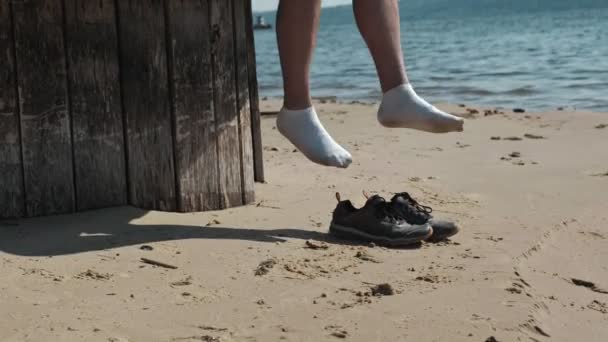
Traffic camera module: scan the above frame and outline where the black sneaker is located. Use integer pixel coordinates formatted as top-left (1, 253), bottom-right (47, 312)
top-left (329, 193), bottom-right (432, 246)
top-left (389, 192), bottom-right (459, 242)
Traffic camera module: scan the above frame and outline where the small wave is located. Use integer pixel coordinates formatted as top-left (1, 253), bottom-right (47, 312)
top-left (570, 69), bottom-right (608, 75)
top-left (502, 86), bottom-right (540, 96)
top-left (553, 75), bottom-right (589, 81)
top-left (450, 87), bottom-right (496, 96)
top-left (587, 102), bottom-right (608, 111)
top-left (474, 71), bottom-right (529, 77)
top-left (429, 76), bottom-right (455, 81)
top-left (445, 68), bottom-right (469, 75)
top-left (564, 82), bottom-right (608, 90)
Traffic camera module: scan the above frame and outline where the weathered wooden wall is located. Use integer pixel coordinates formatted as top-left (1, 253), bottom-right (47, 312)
top-left (12, 0), bottom-right (75, 217)
top-left (211, 0), bottom-right (244, 209)
top-left (64, 0), bottom-right (127, 211)
top-left (232, 0), bottom-right (256, 204)
top-left (0, 1), bottom-right (24, 218)
top-left (244, 0), bottom-right (264, 183)
top-left (0, 0), bottom-right (262, 219)
top-left (165, 0), bottom-right (220, 212)
top-left (117, 0), bottom-right (177, 211)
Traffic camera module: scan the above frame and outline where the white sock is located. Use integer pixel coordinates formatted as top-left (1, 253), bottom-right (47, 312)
top-left (277, 107), bottom-right (352, 168)
top-left (378, 83), bottom-right (464, 133)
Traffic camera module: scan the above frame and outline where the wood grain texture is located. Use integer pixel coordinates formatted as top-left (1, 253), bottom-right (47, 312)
top-left (232, 0), bottom-right (255, 204)
top-left (64, 0), bottom-right (127, 211)
top-left (12, 0), bottom-right (75, 216)
top-left (166, 0), bottom-right (220, 212)
top-left (0, 2), bottom-right (24, 218)
top-left (244, 0), bottom-right (264, 183)
top-left (116, 0), bottom-right (176, 211)
top-left (210, 0), bottom-right (243, 208)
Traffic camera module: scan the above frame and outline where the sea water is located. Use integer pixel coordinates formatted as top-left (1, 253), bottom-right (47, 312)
top-left (254, 0), bottom-right (608, 111)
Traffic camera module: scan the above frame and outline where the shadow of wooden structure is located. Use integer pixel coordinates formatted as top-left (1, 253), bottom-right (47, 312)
top-left (0, 0), bottom-right (264, 219)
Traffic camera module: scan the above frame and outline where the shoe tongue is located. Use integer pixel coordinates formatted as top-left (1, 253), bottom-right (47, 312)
top-left (391, 193), bottom-right (408, 204)
top-left (366, 195), bottom-right (386, 206)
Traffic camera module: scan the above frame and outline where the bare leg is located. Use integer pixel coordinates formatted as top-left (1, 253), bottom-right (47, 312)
top-left (274, 0), bottom-right (352, 168)
top-left (354, 0), bottom-right (464, 133)
top-left (276, 0), bottom-right (320, 110)
top-left (353, 0), bottom-right (407, 93)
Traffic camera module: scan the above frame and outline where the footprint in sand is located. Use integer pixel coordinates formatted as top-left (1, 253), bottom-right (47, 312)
top-left (587, 300), bottom-right (608, 314)
top-left (520, 320), bottom-right (551, 338)
top-left (75, 269), bottom-right (112, 281)
top-left (20, 267), bottom-right (64, 282)
top-left (505, 278), bottom-right (530, 295)
top-left (325, 325), bottom-right (348, 339)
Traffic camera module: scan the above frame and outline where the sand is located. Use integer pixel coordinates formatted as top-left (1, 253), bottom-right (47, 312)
top-left (1, 100), bottom-right (607, 342)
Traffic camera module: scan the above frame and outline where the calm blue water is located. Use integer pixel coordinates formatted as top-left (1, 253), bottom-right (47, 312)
top-left (253, 0), bottom-right (608, 111)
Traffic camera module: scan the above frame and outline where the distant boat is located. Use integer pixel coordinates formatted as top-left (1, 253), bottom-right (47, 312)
top-left (253, 15), bottom-right (272, 30)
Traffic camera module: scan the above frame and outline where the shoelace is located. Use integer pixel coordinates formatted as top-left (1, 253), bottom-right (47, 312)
top-left (395, 192), bottom-right (433, 216)
top-left (374, 199), bottom-right (402, 222)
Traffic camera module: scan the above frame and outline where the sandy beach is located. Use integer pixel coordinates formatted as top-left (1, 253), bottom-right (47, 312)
top-left (1, 99), bottom-right (607, 342)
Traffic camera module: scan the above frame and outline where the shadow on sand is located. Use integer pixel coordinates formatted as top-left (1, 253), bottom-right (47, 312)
top-left (0, 206), bottom-right (422, 257)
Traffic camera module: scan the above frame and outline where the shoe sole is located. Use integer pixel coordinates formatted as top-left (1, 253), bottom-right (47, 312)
top-left (329, 222), bottom-right (433, 247)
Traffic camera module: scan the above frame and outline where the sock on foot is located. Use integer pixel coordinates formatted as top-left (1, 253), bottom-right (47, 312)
top-left (276, 107), bottom-right (352, 168)
top-left (377, 83), bottom-right (464, 133)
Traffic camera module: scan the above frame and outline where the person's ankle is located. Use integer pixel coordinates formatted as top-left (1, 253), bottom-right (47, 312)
top-left (379, 76), bottom-right (409, 93)
top-left (382, 82), bottom-right (411, 94)
top-left (283, 96), bottom-right (313, 111)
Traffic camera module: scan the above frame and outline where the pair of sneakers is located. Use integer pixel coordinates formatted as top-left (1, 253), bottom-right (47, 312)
top-left (329, 191), bottom-right (459, 246)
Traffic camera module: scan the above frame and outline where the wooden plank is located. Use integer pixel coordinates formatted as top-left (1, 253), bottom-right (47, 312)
top-left (210, 0), bottom-right (243, 208)
top-left (232, 0), bottom-right (255, 204)
top-left (0, 2), bottom-right (24, 218)
top-left (12, 0), bottom-right (75, 216)
top-left (165, 0), bottom-right (220, 212)
top-left (116, 0), bottom-right (176, 211)
top-left (64, 0), bottom-right (127, 211)
top-left (244, 0), bottom-right (264, 183)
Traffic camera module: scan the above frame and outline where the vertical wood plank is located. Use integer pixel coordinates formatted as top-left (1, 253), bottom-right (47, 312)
top-left (166, 0), bottom-right (220, 212)
top-left (116, 0), bottom-right (176, 211)
top-left (244, 0), bottom-right (264, 183)
top-left (64, 0), bottom-right (127, 211)
top-left (0, 2), bottom-right (24, 218)
top-left (12, 0), bottom-right (75, 216)
top-left (210, 0), bottom-right (243, 208)
top-left (232, 0), bottom-right (255, 204)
